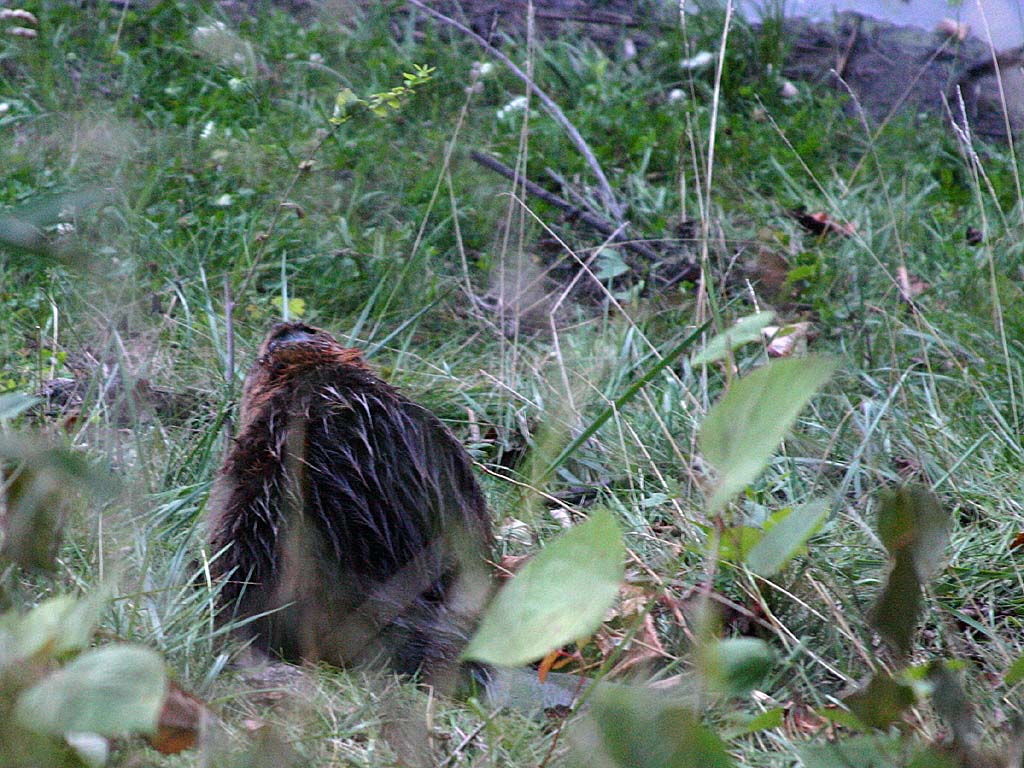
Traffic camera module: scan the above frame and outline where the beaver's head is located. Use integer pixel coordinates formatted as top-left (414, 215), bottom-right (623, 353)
top-left (238, 322), bottom-right (367, 429)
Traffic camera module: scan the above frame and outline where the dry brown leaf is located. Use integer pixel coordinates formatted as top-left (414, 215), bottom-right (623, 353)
top-left (1010, 532), bottom-right (1024, 551)
top-left (495, 553), bottom-right (531, 580)
top-left (791, 209), bottom-right (857, 237)
top-left (752, 247), bottom-right (791, 297)
top-left (897, 265), bottom-right (930, 303)
top-left (606, 613), bottom-right (669, 677)
top-left (762, 322), bottom-right (811, 358)
top-left (785, 701), bottom-right (829, 739)
top-left (147, 681), bottom-right (209, 755)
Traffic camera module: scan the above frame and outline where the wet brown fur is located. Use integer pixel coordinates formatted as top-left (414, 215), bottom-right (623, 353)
top-left (208, 323), bottom-right (493, 685)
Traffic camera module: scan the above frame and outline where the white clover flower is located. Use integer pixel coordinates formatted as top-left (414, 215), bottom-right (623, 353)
top-left (496, 95), bottom-right (529, 121)
top-left (228, 77), bottom-right (244, 91)
top-left (0, 103), bottom-right (9, 116)
top-left (309, 52), bottom-right (324, 64)
top-left (667, 88), bottom-right (685, 104)
top-left (213, 194), bottom-right (233, 207)
top-left (200, 121), bottom-right (215, 140)
top-left (680, 51), bottom-right (714, 70)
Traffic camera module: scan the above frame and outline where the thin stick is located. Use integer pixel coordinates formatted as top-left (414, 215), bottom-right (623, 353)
top-left (222, 272), bottom-right (236, 448)
top-left (406, 0), bottom-right (624, 222)
top-left (471, 150), bottom-right (688, 272)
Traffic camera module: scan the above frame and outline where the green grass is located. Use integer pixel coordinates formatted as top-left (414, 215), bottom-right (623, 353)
top-left (2, 0), bottom-right (1024, 765)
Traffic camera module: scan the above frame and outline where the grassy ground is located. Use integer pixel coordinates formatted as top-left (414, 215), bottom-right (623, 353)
top-left (2, 0), bottom-right (1024, 765)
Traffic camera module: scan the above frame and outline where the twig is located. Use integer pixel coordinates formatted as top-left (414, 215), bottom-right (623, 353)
top-left (406, 0), bottom-right (624, 222)
top-left (470, 150), bottom-right (664, 264)
top-left (537, 670), bottom-right (589, 768)
top-left (235, 133), bottom-right (330, 301)
top-left (222, 273), bottom-right (236, 450)
top-left (835, 14), bottom-right (860, 80)
top-left (544, 166), bottom-right (598, 214)
top-left (506, 1), bottom-right (638, 27)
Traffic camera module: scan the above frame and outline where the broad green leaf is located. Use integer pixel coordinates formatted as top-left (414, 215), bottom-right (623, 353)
top-left (1005, 654), bottom-right (1024, 686)
top-left (929, 662), bottom-right (980, 747)
top-left (871, 486), bottom-right (949, 659)
top-left (720, 707), bottom-right (784, 739)
top-left (0, 393), bottom-right (38, 422)
top-left (595, 250), bottom-right (630, 281)
top-left (15, 645), bottom-right (167, 736)
top-left (5, 592), bottom-right (103, 660)
top-left (746, 499), bottom-right (829, 576)
top-left (799, 734), bottom-right (904, 768)
top-left (699, 357), bottom-right (836, 512)
top-left (844, 673), bottom-right (916, 730)
top-left (0, 435), bottom-right (113, 570)
top-left (65, 732), bottom-right (109, 767)
top-left (463, 510), bottom-right (624, 666)
top-left (870, 550), bottom-right (922, 658)
top-left (877, 485), bottom-right (949, 580)
top-left (570, 684), bottom-right (736, 768)
top-left (0, 189), bottom-right (106, 268)
top-left (692, 311), bottom-right (775, 365)
top-left (699, 637), bottom-right (774, 697)
top-left (715, 524), bottom-right (764, 562)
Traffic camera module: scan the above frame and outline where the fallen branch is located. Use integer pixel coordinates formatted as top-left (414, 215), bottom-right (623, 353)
top-left (406, 0), bottom-right (624, 222)
top-left (470, 150), bottom-right (662, 263)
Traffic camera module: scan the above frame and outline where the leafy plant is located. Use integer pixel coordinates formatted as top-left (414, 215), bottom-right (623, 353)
top-left (0, 595), bottom-right (168, 767)
top-left (330, 64), bottom-right (436, 124)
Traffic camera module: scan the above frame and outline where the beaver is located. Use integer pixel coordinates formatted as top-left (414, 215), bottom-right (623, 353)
top-left (208, 322), bottom-right (493, 688)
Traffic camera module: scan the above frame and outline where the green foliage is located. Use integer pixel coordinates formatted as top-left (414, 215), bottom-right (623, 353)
top-left (570, 684), bottom-right (736, 768)
top-left (1, 0), bottom-right (1023, 764)
top-left (15, 645), bottom-right (166, 736)
top-left (464, 509), bottom-right (625, 667)
top-left (330, 63), bottom-right (435, 123)
top-left (844, 673), bottom-right (916, 730)
top-left (698, 637), bottom-right (774, 698)
top-left (744, 499), bottom-right (829, 576)
top-left (691, 311), bottom-right (775, 366)
top-left (0, 596), bottom-right (167, 767)
top-left (699, 356), bottom-right (837, 511)
top-left (870, 487), bottom-right (950, 659)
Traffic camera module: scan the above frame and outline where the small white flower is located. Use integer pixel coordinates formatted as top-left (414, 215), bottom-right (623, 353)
top-left (200, 121), bottom-right (215, 139)
top-left (497, 95), bottom-right (529, 120)
top-left (667, 88), bottom-right (685, 104)
top-left (680, 51), bottom-right (714, 70)
top-left (0, 103), bottom-right (9, 115)
top-left (0, 9), bottom-right (38, 25)
top-left (471, 61), bottom-right (493, 78)
top-left (213, 194), bottom-right (233, 207)
top-left (309, 52), bottom-right (324, 64)
top-left (193, 21), bottom-right (227, 40)
top-left (780, 80), bottom-right (799, 99)
top-left (228, 77), bottom-right (244, 91)
top-left (55, 222), bottom-right (75, 236)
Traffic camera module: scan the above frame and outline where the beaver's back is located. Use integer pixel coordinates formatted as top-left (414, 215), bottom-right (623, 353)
top-left (208, 323), bottom-right (493, 682)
